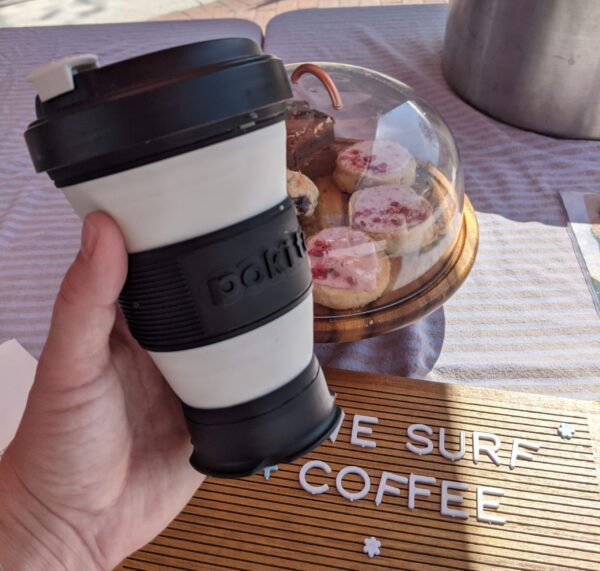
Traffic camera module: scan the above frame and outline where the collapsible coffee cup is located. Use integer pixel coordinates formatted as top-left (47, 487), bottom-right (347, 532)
top-left (24, 38), bottom-right (341, 477)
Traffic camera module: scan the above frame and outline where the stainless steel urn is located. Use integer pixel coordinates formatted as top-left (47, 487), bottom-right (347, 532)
top-left (443, 0), bottom-right (600, 140)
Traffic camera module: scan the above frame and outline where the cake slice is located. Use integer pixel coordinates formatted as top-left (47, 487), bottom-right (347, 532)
top-left (286, 100), bottom-right (336, 181)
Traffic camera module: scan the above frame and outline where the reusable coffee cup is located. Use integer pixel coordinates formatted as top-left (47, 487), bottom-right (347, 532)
top-left (24, 38), bottom-right (341, 478)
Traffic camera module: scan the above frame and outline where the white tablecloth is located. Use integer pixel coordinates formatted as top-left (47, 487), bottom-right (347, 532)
top-left (266, 6), bottom-right (600, 399)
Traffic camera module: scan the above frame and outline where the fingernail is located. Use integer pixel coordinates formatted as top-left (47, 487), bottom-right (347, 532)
top-left (81, 217), bottom-right (98, 259)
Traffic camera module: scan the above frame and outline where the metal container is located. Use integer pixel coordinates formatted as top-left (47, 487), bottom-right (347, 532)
top-left (443, 0), bottom-right (600, 139)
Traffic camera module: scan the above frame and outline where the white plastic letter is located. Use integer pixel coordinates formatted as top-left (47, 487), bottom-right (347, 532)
top-left (336, 466), bottom-right (371, 502)
top-left (406, 424), bottom-right (433, 456)
top-left (441, 480), bottom-right (469, 520)
top-left (473, 432), bottom-right (501, 466)
top-left (351, 415), bottom-right (379, 448)
top-left (510, 439), bottom-right (539, 470)
top-left (329, 410), bottom-right (345, 444)
top-left (408, 474), bottom-right (436, 510)
top-left (375, 471), bottom-right (408, 507)
top-left (477, 486), bottom-right (506, 525)
top-left (439, 427), bottom-right (466, 462)
top-left (299, 460), bottom-right (331, 495)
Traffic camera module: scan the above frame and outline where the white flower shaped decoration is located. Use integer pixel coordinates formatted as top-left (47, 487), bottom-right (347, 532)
top-left (363, 536), bottom-right (381, 558)
top-left (557, 423), bottom-right (575, 440)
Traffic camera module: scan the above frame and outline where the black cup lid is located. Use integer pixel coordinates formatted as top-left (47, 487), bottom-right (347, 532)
top-left (24, 38), bottom-right (293, 187)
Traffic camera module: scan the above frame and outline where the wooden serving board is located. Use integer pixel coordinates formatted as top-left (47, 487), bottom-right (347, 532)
top-left (117, 370), bottom-right (600, 571)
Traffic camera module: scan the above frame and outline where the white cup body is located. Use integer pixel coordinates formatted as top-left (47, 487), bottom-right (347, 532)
top-left (62, 122), bottom-right (314, 408)
top-left (64, 122), bottom-right (287, 252)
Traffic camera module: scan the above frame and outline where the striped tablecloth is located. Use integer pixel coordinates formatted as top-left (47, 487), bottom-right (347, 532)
top-left (1, 8), bottom-right (599, 401)
top-left (0, 20), bottom-right (262, 356)
top-left (266, 5), bottom-right (600, 399)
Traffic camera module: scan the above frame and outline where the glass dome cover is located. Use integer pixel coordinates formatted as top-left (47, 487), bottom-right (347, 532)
top-left (285, 62), bottom-right (467, 335)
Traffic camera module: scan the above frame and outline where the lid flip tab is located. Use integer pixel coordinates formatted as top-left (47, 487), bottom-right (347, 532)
top-left (27, 54), bottom-right (99, 102)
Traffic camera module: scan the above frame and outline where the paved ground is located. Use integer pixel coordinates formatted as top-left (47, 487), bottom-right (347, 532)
top-left (156, 0), bottom-right (446, 31)
top-left (0, 0), bottom-right (446, 29)
top-left (0, 0), bottom-right (210, 27)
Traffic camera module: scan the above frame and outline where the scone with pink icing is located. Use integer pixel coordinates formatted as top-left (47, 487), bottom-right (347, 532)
top-left (349, 185), bottom-right (434, 255)
top-left (286, 169), bottom-right (319, 217)
top-left (333, 140), bottom-right (417, 194)
top-left (307, 227), bottom-right (390, 310)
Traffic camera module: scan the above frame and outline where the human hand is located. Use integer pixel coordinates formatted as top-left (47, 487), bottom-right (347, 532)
top-left (0, 212), bottom-right (204, 570)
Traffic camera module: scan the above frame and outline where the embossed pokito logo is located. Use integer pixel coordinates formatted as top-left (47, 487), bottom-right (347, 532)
top-left (120, 200), bottom-right (313, 352)
top-left (209, 230), bottom-right (307, 305)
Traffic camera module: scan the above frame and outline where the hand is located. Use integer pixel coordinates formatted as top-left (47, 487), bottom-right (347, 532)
top-left (0, 213), bottom-right (204, 570)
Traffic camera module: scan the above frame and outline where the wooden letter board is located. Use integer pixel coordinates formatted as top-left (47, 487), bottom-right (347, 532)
top-left (118, 369), bottom-right (600, 570)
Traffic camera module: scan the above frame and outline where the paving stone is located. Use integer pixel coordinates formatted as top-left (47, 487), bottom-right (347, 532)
top-left (157, 0), bottom-right (447, 30)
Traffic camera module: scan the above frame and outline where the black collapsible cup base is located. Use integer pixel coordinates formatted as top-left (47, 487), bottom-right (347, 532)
top-left (182, 356), bottom-right (341, 478)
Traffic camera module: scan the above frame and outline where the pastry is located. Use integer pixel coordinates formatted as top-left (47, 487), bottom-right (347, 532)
top-left (314, 176), bottom-right (348, 228)
top-left (349, 186), bottom-right (435, 255)
top-left (333, 140), bottom-right (417, 194)
top-left (307, 227), bottom-right (390, 310)
top-left (414, 164), bottom-right (459, 239)
top-left (286, 169), bottom-right (319, 217)
top-left (286, 100), bottom-right (336, 181)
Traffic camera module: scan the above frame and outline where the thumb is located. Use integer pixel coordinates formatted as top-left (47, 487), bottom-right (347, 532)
top-left (38, 212), bottom-right (128, 389)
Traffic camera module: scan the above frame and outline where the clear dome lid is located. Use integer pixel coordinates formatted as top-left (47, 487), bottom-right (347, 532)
top-left (285, 62), bottom-right (467, 339)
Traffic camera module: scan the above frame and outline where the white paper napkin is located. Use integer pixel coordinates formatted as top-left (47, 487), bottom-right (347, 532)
top-left (0, 339), bottom-right (37, 454)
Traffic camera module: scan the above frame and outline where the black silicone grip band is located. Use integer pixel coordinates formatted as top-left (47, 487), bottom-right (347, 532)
top-left (119, 198), bottom-right (311, 352)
